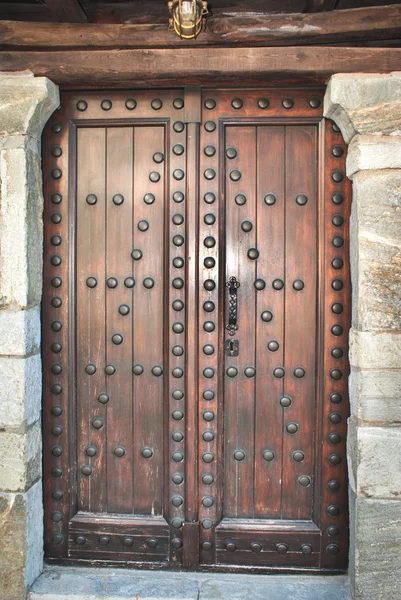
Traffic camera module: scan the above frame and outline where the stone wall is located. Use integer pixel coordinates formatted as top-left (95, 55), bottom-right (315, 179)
top-left (325, 73), bottom-right (401, 600)
top-left (0, 72), bottom-right (59, 600)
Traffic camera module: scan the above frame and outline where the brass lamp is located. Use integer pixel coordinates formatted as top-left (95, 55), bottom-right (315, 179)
top-left (168, 0), bottom-right (209, 39)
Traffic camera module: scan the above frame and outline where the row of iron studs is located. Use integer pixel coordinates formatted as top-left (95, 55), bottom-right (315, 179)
top-left (169, 100), bottom-right (187, 555)
top-left (199, 99), bottom-right (220, 558)
top-left (48, 105), bottom-right (67, 548)
top-left (322, 120), bottom-right (349, 561)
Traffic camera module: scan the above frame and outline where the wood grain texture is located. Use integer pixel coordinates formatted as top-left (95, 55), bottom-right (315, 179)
top-left (319, 118), bottom-right (350, 569)
top-left (2, 5), bottom-right (401, 46)
top-left (198, 91), bottom-right (220, 563)
top-left (42, 101), bottom-right (71, 558)
top-left (281, 125), bottom-right (316, 521)
top-left (224, 125), bottom-right (257, 519)
top-left (43, 91), bottom-right (186, 564)
top-left (132, 126), bottom-right (165, 516)
top-left (76, 127), bottom-right (107, 513)
top-left (254, 126), bottom-right (285, 519)
top-left (105, 127), bottom-right (134, 513)
top-left (194, 89), bottom-right (349, 570)
top-left (167, 96), bottom-right (187, 560)
top-left (42, 88), bottom-right (350, 571)
top-left (45, 0), bottom-right (88, 23)
top-left (1, 46), bottom-right (401, 87)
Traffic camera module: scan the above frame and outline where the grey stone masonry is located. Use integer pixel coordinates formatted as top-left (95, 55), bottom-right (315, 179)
top-left (325, 73), bottom-right (401, 600)
top-left (0, 72), bottom-right (59, 600)
top-left (29, 567), bottom-right (352, 600)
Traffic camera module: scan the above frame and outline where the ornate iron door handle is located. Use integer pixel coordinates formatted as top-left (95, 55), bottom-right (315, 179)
top-left (226, 276), bottom-right (240, 336)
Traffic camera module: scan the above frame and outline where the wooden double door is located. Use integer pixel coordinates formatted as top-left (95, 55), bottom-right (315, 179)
top-left (43, 88), bottom-right (350, 571)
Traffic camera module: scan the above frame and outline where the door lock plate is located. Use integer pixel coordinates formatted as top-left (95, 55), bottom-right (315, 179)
top-left (225, 339), bottom-right (239, 357)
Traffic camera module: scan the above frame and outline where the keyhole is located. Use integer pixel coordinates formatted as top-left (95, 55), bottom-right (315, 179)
top-left (229, 341), bottom-right (234, 354)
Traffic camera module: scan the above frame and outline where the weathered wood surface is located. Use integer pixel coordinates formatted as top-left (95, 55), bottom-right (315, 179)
top-left (0, 46), bottom-right (400, 87)
top-left (0, 1), bottom-right (305, 24)
top-left (45, 0), bottom-right (88, 24)
top-left (304, 0), bottom-right (338, 12)
top-left (42, 87), bottom-right (350, 571)
top-left (209, 5), bottom-right (401, 45)
top-left (1, 5), bottom-right (401, 48)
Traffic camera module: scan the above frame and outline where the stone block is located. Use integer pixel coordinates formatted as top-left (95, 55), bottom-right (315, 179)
top-left (350, 492), bottom-right (401, 600)
top-left (353, 169), bottom-right (401, 248)
top-left (348, 422), bottom-right (401, 499)
top-left (0, 72), bottom-right (59, 140)
top-left (0, 146), bottom-right (44, 308)
top-left (27, 567), bottom-right (351, 600)
top-left (349, 369), bottom-right (401, 424)
top-left (350, 170), bottom-right (401, 331)
top-left (324, 72), bottom-right (401, 142)
top-left (25, 480), bottom-right (44, 588)
top-left (0, 354), bottom-right (42, 429)
top-left (349, 329), bottom-right (401, 370)
top-left (0, 307), bottom-right (40, 356)
top-left (0, 480), bottom-right (43, 600)
top-left (0, 421), bottom-right (41, 492)
top-left (347, 135), bottom-right (401, 177)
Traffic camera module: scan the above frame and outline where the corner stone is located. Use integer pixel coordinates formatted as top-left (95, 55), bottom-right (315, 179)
top-left (324, 72), bottom-right (401, 142)
top-left (0, 72), bottom-right (59, 140)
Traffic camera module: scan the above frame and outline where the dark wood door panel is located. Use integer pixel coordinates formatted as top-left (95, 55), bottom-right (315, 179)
top-left (42, 87), bottom-right (350, 572)
top-left (281, 125), bottom-right (316, 521)
top-left (76, 126), bottom-right (108, 514)
top-left (43, 90), bottom-right (187, 563)
top-left (224, 124), bottom-right (258, 520)
top-left (197, 89), bottom-right (350, 571)
top-left (222, 123), bottom-right (317, 524)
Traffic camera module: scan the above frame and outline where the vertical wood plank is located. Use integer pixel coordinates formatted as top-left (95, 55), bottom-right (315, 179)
top-left (254, 126), bottom-right (285, 519)
top-left (185, 121), bottom-right (199, 525)
top-left (43, 107), bottom-right (71, 557)
top-left (132, 126), bottom-right (165, 515)
top-left (168, 98), bottom-right (188, 557)
top-left (198, 91), bottom-right (220, 560)
top-left (76, 127), bottom-right (107, 513)
top-left (282, 125), bottom-right (317, 520)
top-left (224, 125), bottom-right (257, 518)
top-left (320, 119), bottom-right (351, 569)
top-left (105, 126), bottom-right (134, 514)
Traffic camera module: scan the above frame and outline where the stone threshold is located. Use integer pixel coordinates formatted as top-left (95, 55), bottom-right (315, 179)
top-left (29, 566), bottom-right (351, 600)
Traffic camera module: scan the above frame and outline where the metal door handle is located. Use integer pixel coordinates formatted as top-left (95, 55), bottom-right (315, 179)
top-left (226, 276), bottom-right (240, 336)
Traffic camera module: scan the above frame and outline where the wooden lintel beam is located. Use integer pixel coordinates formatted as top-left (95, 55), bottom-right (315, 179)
top-left (0, 46), bottom-right (399, 87)
top-left (1, 4), bottom-right (401, 48)
top-left (45, 0), bottom-right (88, 24)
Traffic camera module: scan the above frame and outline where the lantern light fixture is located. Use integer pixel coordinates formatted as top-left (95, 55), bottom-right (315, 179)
top-left (168, 0), bottom-right (209, 39)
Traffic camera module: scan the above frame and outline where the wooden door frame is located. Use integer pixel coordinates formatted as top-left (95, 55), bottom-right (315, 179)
top-left (41, 85), bottom-right (350, 572)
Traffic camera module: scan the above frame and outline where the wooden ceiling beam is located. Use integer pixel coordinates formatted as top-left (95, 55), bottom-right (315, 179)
top-left (304, 0), bottom-right (338, 13)
top-left (0, 46), bottom-right (400, 87)
top-left (82, 1), bottom-right (305, 24)
top-left (209, 4), bottom-right (401, 45)
top-left (45, 0), bottom-right (88, 23)
top-left (1, 5), bottom-right (401, 48)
